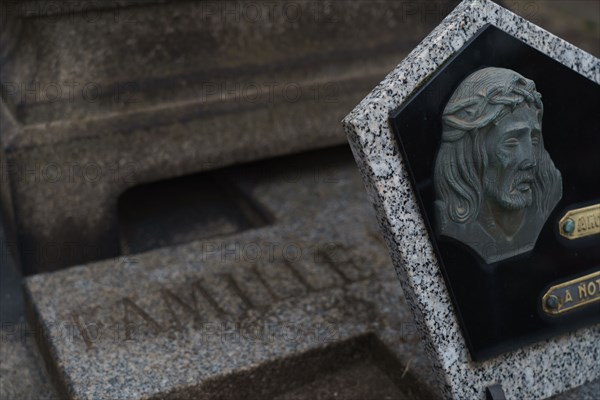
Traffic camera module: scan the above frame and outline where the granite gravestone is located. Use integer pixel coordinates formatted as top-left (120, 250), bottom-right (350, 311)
top-left (343, 0), bottom-right (599, 399)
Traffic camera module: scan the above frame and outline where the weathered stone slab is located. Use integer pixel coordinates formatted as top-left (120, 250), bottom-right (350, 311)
top-left (22, 148), bottom-right (432, 399)
top-left (8, 147), bottom-right (600, 399)
top-left (343, 0), bottom-right (600, 399)
top-left (0, 335), bottom-right (59, 400)
top-left (0, 0), bottom-right (460, 274)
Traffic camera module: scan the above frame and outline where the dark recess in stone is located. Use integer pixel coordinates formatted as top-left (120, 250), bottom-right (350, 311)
top-left (118, 170), bottom-right (273, 255)
top-left (153, 334), bottom-right (435, 400)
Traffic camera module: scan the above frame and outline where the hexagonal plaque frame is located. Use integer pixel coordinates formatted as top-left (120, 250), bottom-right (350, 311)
top-left (343, 1), bottom-right (599, 399)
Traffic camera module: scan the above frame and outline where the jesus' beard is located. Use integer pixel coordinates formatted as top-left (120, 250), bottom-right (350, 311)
top-left (484, 170), bottom-right (535, 210)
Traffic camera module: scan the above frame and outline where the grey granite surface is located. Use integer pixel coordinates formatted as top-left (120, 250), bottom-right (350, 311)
top-left (4, 147), bottom-right (598, 399)
top-left (0, 334), bottom-right (59, 400)
top-left (22, 148), bottom-right (435, 400)
top-left (343, 0), bottom-right (599, 399)
top-left (0, 0), bottom-right (458, 274)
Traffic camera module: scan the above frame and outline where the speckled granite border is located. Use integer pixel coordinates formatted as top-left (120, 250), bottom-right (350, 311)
top-left (342, 1), bottom-right (600, 399)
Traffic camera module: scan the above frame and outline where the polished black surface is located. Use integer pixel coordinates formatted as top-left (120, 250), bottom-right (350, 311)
top-left (390, 25), bottom-right (600, 361)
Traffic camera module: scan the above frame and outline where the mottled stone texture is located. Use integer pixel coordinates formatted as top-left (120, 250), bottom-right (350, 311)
top-left (23, 148), bottom-right (434, 400)
top-left (8, 147), bottom-right (600, 400)
top-left (343, 0), bottom-right (599, 399)
top-left (0, 336), bottom-right (60, 400)
top-left (0, 0), bottom-right (458, 274)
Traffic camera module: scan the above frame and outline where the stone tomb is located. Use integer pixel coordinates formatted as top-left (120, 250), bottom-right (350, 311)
top-left (0, 0), bottom-right (456, 274)
top-left (343, 0), bottom-right (599, 399)
top-left (13, 148), bottom-right (600, 400)
top-left (23, 149), bottom-right (434, 400)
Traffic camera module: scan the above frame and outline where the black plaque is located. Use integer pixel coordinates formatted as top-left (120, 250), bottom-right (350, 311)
top-left (390, 25), bottom-right (600, 361)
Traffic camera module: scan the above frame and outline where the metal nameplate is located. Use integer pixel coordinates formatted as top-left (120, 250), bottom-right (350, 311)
top-left (559, 204), bottom-right (600, 240)
top-left (542, 270), bottom-right (600, 315)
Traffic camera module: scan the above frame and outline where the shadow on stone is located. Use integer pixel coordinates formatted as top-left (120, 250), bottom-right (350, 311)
top-left (118, 170), bottom-right (273, 255)
top-left (158, 334), bottom-right (435, 400)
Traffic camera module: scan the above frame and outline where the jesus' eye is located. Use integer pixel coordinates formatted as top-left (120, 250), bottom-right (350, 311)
top-left (503, 137), bottom-right (520, 146)
top-left (531, 132), bottom-right (540, 145)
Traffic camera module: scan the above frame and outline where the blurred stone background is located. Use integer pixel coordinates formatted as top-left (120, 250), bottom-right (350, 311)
top-left (1, 0), bottom-right (598, 399)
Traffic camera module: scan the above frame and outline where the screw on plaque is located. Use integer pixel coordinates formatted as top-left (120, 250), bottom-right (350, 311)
top-left (562, 219), bottom-right (575, 235)
top-left (545, 295), bottom-right (559, 310)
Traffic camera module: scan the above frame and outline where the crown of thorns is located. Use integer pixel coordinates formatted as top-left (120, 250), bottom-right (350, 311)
top-left (442, 70), bottom-right (542, 142)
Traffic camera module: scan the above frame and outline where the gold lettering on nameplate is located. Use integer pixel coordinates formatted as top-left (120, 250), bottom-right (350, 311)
top-left (542, 270), bottom-right (600, 316)
top-left (559, 204), bottom-right (600, 240)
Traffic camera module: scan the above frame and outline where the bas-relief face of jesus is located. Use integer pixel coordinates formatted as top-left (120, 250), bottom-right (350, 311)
top-left (434, 67), bottom-right (562, 264)
top-left (483, 104), bottom-right (540, 211)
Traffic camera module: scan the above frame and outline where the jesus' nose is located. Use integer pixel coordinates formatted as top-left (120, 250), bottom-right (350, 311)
top-left (519, 138), bottom-right (536, 170)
